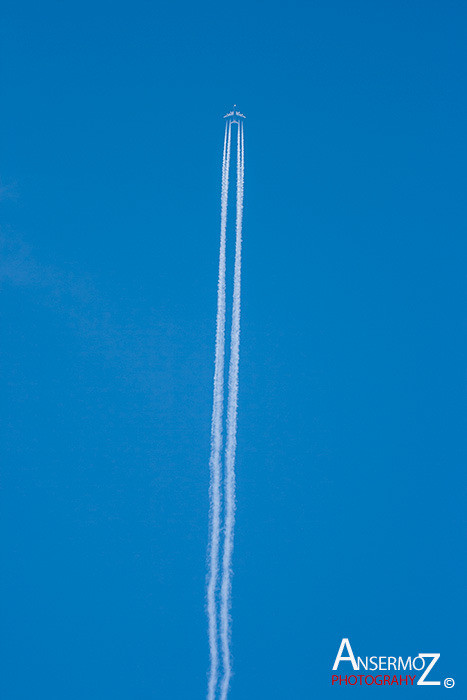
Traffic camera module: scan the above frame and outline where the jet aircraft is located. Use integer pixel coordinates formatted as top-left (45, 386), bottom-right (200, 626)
top-left (223, 105), bottom-right (245, 124)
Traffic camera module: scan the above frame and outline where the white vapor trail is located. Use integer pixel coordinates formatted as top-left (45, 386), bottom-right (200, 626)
top-left (207, 120), bottom-right (231, 700)
top-left (219, 120), bottom-right (244, 700)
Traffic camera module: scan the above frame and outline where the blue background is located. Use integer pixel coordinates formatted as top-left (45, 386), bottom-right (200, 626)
top-left (1, 1), bottom-right (466, 697)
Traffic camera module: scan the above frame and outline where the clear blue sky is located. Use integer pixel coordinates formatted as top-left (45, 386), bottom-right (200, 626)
top-left (1, 1), bottom-right (466, 697)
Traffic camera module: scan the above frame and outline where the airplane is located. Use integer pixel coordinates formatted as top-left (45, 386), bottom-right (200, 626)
top-left (223, 105), bottom-right (246, 123)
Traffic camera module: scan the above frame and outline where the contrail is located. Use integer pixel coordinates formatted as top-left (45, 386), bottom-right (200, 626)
top-left (207, 120), bottom-right (232, 700)
top-left (219, 120), bottom-right (244, 700)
